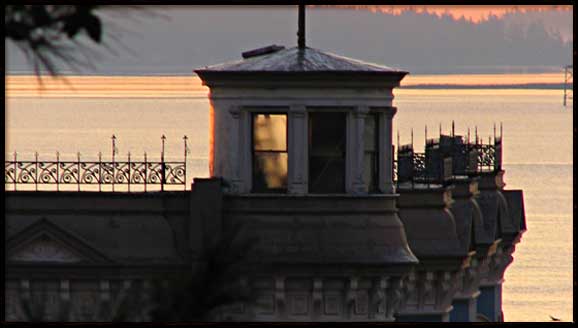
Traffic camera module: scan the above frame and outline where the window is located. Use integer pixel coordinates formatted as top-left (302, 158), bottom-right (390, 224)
top-left (252, 113), bottom-right (288, 192)
top-left (309, 112), bottom-right (346, 193)
top-left (363, 113), bottom-right (379, 192)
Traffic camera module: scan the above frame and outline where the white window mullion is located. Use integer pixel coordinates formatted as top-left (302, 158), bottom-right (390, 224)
top-left (229, 105), bottom-right (242, 193)
top-left (288, 105), bottom-right (308, 194)
top-left (350, 106), bottom-right (369, 194)
top-left (239, 109), bottom-right (252, 193)
top-left (379, 108), bottom-right (397, 193)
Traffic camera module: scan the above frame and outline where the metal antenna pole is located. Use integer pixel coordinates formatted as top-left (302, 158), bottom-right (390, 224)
top-left (452, 120), bottom-right (455, 137)
top-left (144, 151), bottom-right (148, 192)
top-left (127, 151), bottom-right (131, 193)
top-left (493, 123), bottom-right (496, 142)
top-left (183, 135), bottom-right (189, 164)
top-left (425, 125), bottom-right (428, 144)
top-left (298, 5), bottom-right (306, 49)
top-left (161, 135), bottom-right (166, 162)
top-left (77, 152), bottom-right (81, 192)
top-left (161, 135), bottom-right (166, 191)
top-left (112, 135), bottom-right (116, 192)
top-left (98, 152), bottom-right (102, 192)
top-left (112, 135), bottom-right (116, 162)
top-left (411, 128), bottom-right (414, 148)
top-left (35, 152), bottom-right (39, 192)
top-left (563, 65), bottom-right (573, 107)
top-left (184, 135), bottom-right (189, 191)
top-left (13, 152), bottom-right (17, 191)
top-left (564, 66), bottom-right (568, 107)
top-left (56, 151), bottom-right (60, 192)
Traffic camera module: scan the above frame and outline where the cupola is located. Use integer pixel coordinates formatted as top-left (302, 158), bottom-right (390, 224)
top-left (195, 33), bottom-right (407, 195)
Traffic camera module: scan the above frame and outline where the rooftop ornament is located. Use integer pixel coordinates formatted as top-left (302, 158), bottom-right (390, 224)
top-left (239, 5), bottom-right (304, 60)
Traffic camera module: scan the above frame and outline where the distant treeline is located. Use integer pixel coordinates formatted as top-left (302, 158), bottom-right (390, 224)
top-left (401, 83), bottom-right (572, 90)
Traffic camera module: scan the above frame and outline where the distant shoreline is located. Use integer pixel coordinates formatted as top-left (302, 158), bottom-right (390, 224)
top-left (401, 83), bottom-right (571, 90)
top-left (5, 74), bottom-right (571, 94)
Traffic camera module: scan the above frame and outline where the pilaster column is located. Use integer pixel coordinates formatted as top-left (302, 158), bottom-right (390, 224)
top-left (59, 279), bottom-right (70, 321)
top-left (311, 278), bottom-right (323, 319)
top-left (20, 279), bottom-right (31, 303)
top-left (396, 270), bottom-right (459, 322)
top-left (100, 280), bottom-right (111, 304)
top-left (274, 276), bottom-right (287, 319)
top-left (19, 279), bottom-right (36, 320)
top-left (379, 107), bottom-right (397, 193)
top-left (349, 106), bottom-right (370, 194)
top-left (230, 107), bottom-right (251, 193)
top-left (369, 276), bottom-right (389, 320)
top-left (450, 257), bottom-right (482, 322)
top-left (477, 245), bottom-right (515, 322)
top-left (345, 277), bottom-right (359, 319)
top-left (5, 280), bottom-right (21, 321)
top-left (228, 106), bottom-right (242, 193)
top-left (288, 105), bottom-right (308, 194)
top-left (385, 276), bottom-right (406, 321)
top-left (60, 280), bottom-right (70, 303)
top-left (139, 280), bottom-right (152, 321)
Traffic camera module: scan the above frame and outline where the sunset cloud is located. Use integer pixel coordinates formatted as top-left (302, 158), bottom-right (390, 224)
top-left (317, 5), bottom-right (572, 23)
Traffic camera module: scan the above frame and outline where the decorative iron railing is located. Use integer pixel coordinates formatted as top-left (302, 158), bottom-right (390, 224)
top-left (394, 145), bottom-right (451, 188)
top-left (471, 136), bottom-right (502, 173)
top-left (5, 135), bottom-right (190, 192)
top-left (395, 123), bottom-right (504, 188)
top-left (412, 152), bottom-right (428, 182)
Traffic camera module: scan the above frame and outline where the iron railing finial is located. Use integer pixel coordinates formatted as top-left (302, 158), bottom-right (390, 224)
top-left (425, 125), bottom-right (428, 143)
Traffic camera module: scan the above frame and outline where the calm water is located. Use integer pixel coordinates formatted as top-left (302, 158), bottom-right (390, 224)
top-left (5, 77), bottom-right (573, 322)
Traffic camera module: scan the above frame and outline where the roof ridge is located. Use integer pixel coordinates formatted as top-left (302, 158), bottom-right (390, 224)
top-left (195, 46), bottom-right (406, 74)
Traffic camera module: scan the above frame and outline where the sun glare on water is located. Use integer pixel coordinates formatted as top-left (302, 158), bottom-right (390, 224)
top-left (5, 73), bottom-right (566, 98)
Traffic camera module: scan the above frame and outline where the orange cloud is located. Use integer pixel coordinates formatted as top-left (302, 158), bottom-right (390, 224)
top-left (316, 5), bottom-right (572, 23)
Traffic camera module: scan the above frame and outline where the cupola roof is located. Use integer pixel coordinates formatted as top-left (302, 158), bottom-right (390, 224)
top-left (195, 46), bottom-right (407, 75)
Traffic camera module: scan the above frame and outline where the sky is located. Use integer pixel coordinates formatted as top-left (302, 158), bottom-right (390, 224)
top-left (5, 5), bottom-right (573, 75)
top-left (324, 5), bottom-right (573, 41)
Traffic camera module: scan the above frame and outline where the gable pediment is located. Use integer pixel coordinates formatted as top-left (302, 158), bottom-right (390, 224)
top-left (10, 233), bottom-right (86, 263)
top-left (7, 218), bottom-right (114, 265)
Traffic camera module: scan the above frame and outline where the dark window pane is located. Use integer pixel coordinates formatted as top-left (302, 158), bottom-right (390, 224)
top-left (309, 112), bottom-right (346, 193)
top-left (309, 157), bottom-right (345, 193)
top-left (253, 114), bottom-right (287, 151)
top-left (253, 152), bottom-right (288, 192)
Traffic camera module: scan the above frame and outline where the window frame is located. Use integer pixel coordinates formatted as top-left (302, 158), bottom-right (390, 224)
top-left (307, 109), bottom-right (348, 194)
top-left (250, 112), bottom-right (289, 193)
